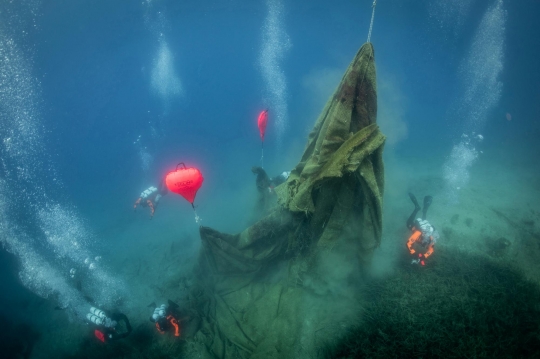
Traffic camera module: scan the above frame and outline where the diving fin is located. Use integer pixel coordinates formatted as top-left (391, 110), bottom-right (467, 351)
top-left (83, 295), bottom-right (95, 304)
top-left (147, 302), bottom-right (156, 308)
top-left (422, 195), bottom-right (433, 220)
top-left (168, 299), bottom-right (179, 309)
top-left (408, 192), bottom-right (420, 210)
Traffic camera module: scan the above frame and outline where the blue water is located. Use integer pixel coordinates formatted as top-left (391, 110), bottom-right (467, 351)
top-left (1, 0), bottom-right (539, 357)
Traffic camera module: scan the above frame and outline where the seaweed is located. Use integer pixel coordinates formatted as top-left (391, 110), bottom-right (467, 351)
top-left (330, 249), bottom-right (540, 358)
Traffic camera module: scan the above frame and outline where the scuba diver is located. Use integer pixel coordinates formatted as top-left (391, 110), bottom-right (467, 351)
top-left (406, 193), bottom-right (439, 266)
top-left (149, 300), bottom-right (181, 337)
top-left (251, 166), bottom-right (290, 193)
top-left (133, 177), bottom-right (168, 218)
top-left (86, 307), bottom-right (132, 343)
top-left (251, 166), bottom-right (290, 216)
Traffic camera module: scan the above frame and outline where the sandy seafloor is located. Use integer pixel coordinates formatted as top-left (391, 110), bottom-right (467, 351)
top-left (14, 132), bottom-right (540, 358)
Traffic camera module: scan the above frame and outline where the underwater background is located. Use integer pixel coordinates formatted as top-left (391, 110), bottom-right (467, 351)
top-left (1, 0), bottom-right (540, 358)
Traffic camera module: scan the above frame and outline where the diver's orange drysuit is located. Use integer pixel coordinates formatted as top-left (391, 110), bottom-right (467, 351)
top-left (407, 227), bottom-right (435, 266)
top-left (406, 194), bottom-right (436, 266)
top-left (134, 197), bottom-right (156, 216)
top-left (155, 315), bottom-right (180, 337)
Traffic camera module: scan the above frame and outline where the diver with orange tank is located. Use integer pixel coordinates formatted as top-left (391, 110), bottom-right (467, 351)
top-left (406, 193), bottom-right (439, 266)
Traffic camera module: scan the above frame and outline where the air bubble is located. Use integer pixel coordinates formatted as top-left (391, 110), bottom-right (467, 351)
top-left (259, 0), bottom-right (291, 147)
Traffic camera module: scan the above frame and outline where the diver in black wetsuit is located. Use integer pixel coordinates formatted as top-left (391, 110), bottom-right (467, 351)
top-left (251, 166), bottom-right (290, 216)
top-left (251, 166), bottom-right (290, 193)
top-left (406, 193), bottom-right (432, 229)
top-left (86, 307), bottom-right (132, 343)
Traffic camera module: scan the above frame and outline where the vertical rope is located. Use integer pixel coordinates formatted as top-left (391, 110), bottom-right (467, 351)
top-left (261, 142), bottom-right (264, 169)
top-left (367, 0), bottom-right (377, 43)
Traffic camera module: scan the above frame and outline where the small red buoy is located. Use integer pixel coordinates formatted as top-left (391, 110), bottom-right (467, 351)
top-left (257, 109), bottom-right (268, 142)
top-left (257, 109), bottom-right (269, 168)
top-left (165, 163), bottom-right (204, 205)
top-left (94, 329), bottom-right (106, 343)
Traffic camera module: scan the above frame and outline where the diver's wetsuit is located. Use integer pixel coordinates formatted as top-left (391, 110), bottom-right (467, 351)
top-left (251, 167), bottom-right (290, 217)
top-left (252, 166), bottom-right (272, 194)
top-left (251, 167), bottom-right (290, 191)
top-left (107, 312), bottom-right (132, 340)
top-left (406, 192), bottom-right (432, 229)
top-left (92, 312), bottom-right (132, 342)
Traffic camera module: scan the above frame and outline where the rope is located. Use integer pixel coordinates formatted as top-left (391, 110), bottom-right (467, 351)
top-left (261, 142), bottom-right (264, 169)
top-left (367, 0), bottom-right (377, 43)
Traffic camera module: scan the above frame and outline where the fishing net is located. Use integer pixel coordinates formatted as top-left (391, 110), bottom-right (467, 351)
top-left (186, 42), bottom-right (385, 359)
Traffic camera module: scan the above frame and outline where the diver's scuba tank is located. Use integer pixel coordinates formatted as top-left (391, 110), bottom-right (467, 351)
top-left (151, 304), bottom-right (167, 322)
top-left (415, 219), bottom-right (439, 245)
top-left (87, 307), bottom-right (117, 328)
top-left (140, 186), bottom-right (157, 199)
top-left (90, 307), bottom-right (107, 319)
top-left (87, 313), bottom-right (104, 326)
